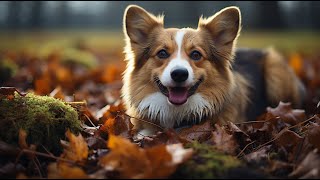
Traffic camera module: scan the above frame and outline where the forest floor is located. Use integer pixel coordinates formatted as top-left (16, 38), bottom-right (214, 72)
top-left (0, 30), bottom-right (320, 178)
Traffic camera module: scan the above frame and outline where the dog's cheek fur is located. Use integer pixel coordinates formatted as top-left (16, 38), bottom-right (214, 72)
top-left (195, 60), bottom-right (233, 112)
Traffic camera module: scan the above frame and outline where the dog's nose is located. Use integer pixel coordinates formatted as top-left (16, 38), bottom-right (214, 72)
top-left (171, 68), bottom-right (189, 83)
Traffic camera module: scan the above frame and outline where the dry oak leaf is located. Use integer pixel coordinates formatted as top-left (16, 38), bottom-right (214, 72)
top-left (178, 120), bottom-right (212, 142)
top-left (307, 122), bottom-right (320, 150)
top-left (99, 135), bottom-right (193, 179)
top-left (206, 124), bottom-right (239, 155)
top-left (267, 101), bottom-right (306, 125)
top-left (61, 130), bottom-right (88, 162)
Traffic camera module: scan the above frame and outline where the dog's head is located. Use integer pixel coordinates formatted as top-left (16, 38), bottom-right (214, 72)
top-left (122, 5), bottom-right (241, 128)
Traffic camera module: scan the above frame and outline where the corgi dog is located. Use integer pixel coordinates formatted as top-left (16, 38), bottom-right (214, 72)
top-left (121, 5), bottom-right (306, 135)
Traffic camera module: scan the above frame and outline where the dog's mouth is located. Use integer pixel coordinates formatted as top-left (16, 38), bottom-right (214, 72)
top-left (154, 77), bottom-right (203, 105)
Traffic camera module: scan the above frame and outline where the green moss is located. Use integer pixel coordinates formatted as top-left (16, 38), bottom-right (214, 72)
top-left (0, 92), bottom-right (82, 154)
top-left (172, 142), bottom-right (242, 179)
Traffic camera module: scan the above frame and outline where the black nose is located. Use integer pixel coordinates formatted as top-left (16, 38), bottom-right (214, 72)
top-left (171, 68), bottom-right (189, 83)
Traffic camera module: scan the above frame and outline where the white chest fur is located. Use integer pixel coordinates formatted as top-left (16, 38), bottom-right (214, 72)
top-left (137, 92), bottom-right (212, 128)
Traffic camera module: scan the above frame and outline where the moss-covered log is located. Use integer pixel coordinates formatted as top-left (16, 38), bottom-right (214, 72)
top-left (0, 92), bottom-right (82, 154)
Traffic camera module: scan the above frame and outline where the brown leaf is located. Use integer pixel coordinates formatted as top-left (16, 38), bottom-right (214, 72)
top-left (307, 122), bottom-right (320, 150)
top-left (289, 149), bottom-right (320, 178)
top-left (61, 130), bottom-right (88, 162)
top-left (206, 124), bottom-right (239, 155)
top-left (226, 121), bottom-right (252, 148)
top-left (267, 101), bottom-right (306, 125)
top-left (274, 129), bottom-right (303, 162)
top-left (243, 145), bottom-right (272, 165)
top-left (140, 129), bottom-right (187, 148)
top-left (0, 87), bottom-right (26, 97)
top-left (96, 102), bottom-right (125, 121)
top-left (99, 112), bottom-right (133, 138)
top-left (178, 120), bottom-right (212, 142)
top-left (99, 134), bottom-right (150, 178)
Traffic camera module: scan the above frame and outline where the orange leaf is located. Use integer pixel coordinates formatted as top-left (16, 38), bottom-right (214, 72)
top-left (99, 135), bottom-right (150, 179)
top-left (48, 162), bottom-right (88, 179)
top-left (99, 135), bottom-right (192, 179)
top-left (18, 129), bottom-right (28, 149)
top-left (289, 53), bottom-right (303, 77)
top-left (34, 70), bottom-right (52, 95)
top-left (61, 130), bottom-right (88, 162)
top-left (100, 113), bottom-right (133, 138)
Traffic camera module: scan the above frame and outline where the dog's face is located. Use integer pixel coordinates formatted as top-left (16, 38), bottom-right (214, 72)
top-left (122, 5), bottom-right (241, 128)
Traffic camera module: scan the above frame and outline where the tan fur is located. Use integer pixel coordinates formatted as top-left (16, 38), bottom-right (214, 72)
top-left (263, 47), bottom-right (305, 108)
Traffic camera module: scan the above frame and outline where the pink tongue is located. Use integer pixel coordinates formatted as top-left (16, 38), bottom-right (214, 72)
top-left (168, 87), bottom-right (188, 105)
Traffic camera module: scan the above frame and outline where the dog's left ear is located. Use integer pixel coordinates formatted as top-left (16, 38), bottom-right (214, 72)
top-left (198, 6), bottom-right (241, 46)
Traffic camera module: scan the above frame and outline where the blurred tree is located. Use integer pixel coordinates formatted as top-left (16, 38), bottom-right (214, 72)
top-left (310, 1), bottom-right (320, 29)
top-left (7, 1), bottom-right (21, 28)
top-left (254, 1), bottom-right (285, 29)
top-left (58, 1), bottom-right (69, 27)
top-left (30, 1), bottom-right (44, 28)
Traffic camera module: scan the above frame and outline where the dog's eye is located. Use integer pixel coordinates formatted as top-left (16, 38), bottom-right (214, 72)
top-left (157, 49), bottom-right (170, 59)
top-left (190, 50), bottom-right (202, 61)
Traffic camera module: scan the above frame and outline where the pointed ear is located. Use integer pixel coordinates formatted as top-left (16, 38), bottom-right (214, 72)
top-left (198, 6), bottom-right (241, 46)
top-left (123, 5), bottom-right (163, 44)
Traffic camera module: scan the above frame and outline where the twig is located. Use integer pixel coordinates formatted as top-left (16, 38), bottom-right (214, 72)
top-left (124, 113), bottom-right (164, 130)
top-left (33, 158), bottom-right (43, 178)
top-left (233, 120), bottom-right (267, 125)
top-left (19, 149), bottom-right (78, 165)
top-left (237, 140), bottom-right (257, 158)
top-left (83, 114), bottom-right (98, 128)
top-left (288, 115), bottom-right (317, 130)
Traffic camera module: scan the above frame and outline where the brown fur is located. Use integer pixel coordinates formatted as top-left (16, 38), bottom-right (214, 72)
top-left (121, 5), bottom-right (305, 134)
top-left (263, 47), bottom-right (305, 107)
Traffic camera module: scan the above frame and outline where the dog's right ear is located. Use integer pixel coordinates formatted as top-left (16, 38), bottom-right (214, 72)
top-left (123, 5), bottom-right (163, 44)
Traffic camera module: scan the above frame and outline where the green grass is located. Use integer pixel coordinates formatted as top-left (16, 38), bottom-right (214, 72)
top-left (0, 30), bottom-right (319, 56)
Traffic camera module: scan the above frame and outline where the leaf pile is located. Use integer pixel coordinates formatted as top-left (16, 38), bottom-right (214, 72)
top-left (0, 41), bottom-right (320, 179)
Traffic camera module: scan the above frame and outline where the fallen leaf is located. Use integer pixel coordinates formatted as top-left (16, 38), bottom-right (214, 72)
top-left (267, 102), bottom-right (306, 125)
top-left (206, 124), bottom-right (239, 155)
top-left (306, 122), bottom-right (320, 150)
top-left (178, 120), bottom-right (212, 142)
top-left (61, 130), bottom-right (88, 162)
top-left (226, 121), bottom-right (252, 148)
top-left (48, 162), bottom-right (88, 179)
top-left (289, 149), bottom-right (320, 178)
top-left (99, 112), bottom-right (133, 139)
top-left (274, 129), bottom-right (303, 162)
top-left (99, 134), bottom-right (150, 178)
top-left (99, 135), bottom-right (192, 178)
top-left (0, 87), bottom-right (26, 97)
top-left (243, 145), bottom-right (272, 166)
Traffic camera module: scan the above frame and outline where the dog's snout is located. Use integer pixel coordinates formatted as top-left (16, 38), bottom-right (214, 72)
top-left (171, 68), bottom-right (189, 83)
